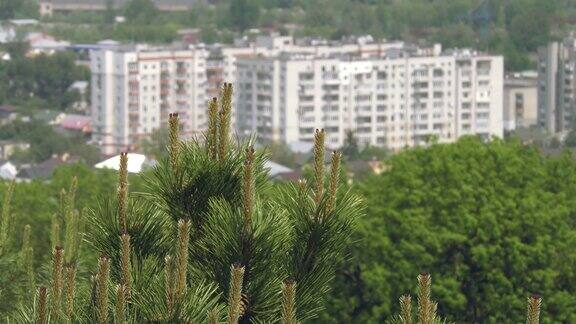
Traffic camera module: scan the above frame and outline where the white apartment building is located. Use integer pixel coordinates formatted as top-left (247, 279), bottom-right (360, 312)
top-left (538, 37), bottom-right (576, 134)
top-left (91, 45), bottom-right (208, 155)
top-left (90, 35), bottom-right (502, 154)
top-left (235, 50), bottom-right (503, 150)
top-left (504, 72), bottom-right (538, 131)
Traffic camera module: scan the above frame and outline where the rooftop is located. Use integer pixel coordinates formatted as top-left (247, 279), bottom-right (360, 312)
top-left (95, 153), bottom-right (155, 173)
top-left (60, 114), bottom-right (91, 131)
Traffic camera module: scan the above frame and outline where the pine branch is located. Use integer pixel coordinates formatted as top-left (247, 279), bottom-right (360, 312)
top-left (115, 285), bottom-right (126, 324)
top-left (207, 97), bottom-right (219, 160)
top-left (417, 273), bottom-right (435, 324)
top-left (96, 255), bottom-right (111, 324)
top-left (67, 176), bottom-right (78, 213)
top-left (118, 152), bottom-right (128, 234)
top-left (242, 146), bottom-right (255, 234)
top-left (51, 246), bottom-right (64, 321)
top-left (208, 308), bottom-right (220, 324)
top-left (65, 264), bottom-right (77, 322)
top-left (165, 255), bottom-right (175, 317)
top-left (50, 213), bottom-right (60, 251)
top-left (120, 233), bottom-right (132, 299)
top-left (313, 129), bottom-right (326, 208)
top-left (21, 224), bottom-right (35, 293)
top-left (0, 180), bottom-right (15, 256)
top-left (227, 264), bottom-right (245, 324)
top-left (218, 83), bottom-right (233, 162)
top-left (169, 113), bottom-right (180, 171)
top-left (38, 286), bottom-right (48, 324)
top-left (325, 151), bottom-right (341, 216)
top-left (526, 294), bottom-right (542, 324)
top-left (399, 295), bottom-right (412, 324)
top-left (64, 178), bottom-right (79, 262)
top-left (281, 279), bottom-right (296, 324)
top-left (176, 219), bottom-right (191, 303)
top-left (59, 188), bottom-right (67, 218)
top-left (64, 210), bottom-right (80, 264)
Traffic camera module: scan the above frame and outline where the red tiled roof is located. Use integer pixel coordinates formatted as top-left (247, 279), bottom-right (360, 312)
top-left (60, 114), bottom-right (91, 131)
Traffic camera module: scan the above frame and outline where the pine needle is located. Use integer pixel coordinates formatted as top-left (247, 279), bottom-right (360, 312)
top-left (325, 151), bottom-right (341, 216)
top-left (164, 255), bottom-right (175, 317)
top-left (51, 246), bottom-right (64, 320)
top-left (208, 308), bottom-right (220, 324)
top-left (118, 152), bottom-right (128, 234)
top-left (65, 264), bottom-right (77, 321)
top-left (96, 255), bottom-right (110, 324)
top-left (313, 129), bottom-right (326, 207)
top-left (207, 97), bottom-right (219, 160)
top-left (227, 264), bottom-right (245, 324)
top-left (218, 83), bottom-right (233, 161)
top-left (417, 272), bottom-right (435, 324)
top-left (0, 180), bottom-right (15, 256)
top-left (115, 285), bottom-right (126, 324)
top-left (176, 219), bottom-right (191, 302)
top-left (526, 294), bottom-right (542, 324)
top-left (38, 286), bottom-right (48, 324)
top-left (281, 279), bottom-right (296, 324)
top-left (169, 113), bottom-right (180, 171)
top-left (399, 295), bottom-right (412, 324)
top-left (50, 213), bottom-right (60, 250)
top-left (120, 233), bottom-right (132, 299)
top-left (242, 146), bottom-right (255, 233)
top-left (21, 224), bottom-right (35, 292)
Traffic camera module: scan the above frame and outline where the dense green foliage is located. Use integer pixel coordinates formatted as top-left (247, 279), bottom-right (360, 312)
top-left (38, 0), bottom-right (569, 71)
top-left (1, 135), bottom-right (573, 322)
top-left (0, 119), bottom-right (100, 164)
top-left (0, 0), bottom-right (38, 20)
top-left (0, 51), bottom-right (89, 111)
top-left (0, 164), bottom-right (120, 314)
top-left (323, 137), bottom-right (576, 323)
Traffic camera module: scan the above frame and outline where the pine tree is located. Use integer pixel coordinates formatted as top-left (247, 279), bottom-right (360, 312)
top-left (11, 83), bottom-right (360, 322)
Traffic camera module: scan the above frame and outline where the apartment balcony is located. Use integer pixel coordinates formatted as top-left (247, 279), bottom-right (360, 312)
top-left (128, 116), bottom-right (139, 126)
top-left (323, 76), bottom-right (340, 85)
top-left (206, 60), bottom-right (224, 69)
top-left (477, 69), bottom-right (490, 76)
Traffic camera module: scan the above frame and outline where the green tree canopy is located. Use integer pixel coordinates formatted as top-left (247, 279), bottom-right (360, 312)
top-left (0, 119), bottom-right (100, 164)
top-left (323, 137), bottom-right (576, 323)
top-left (228, 0), bottom-right (260, 31)
top-left (124, 0), bottom-right (159, 24)
top-left (0, 52), bottom-right (89, 110)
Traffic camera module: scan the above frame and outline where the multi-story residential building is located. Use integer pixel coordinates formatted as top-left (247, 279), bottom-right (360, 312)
top-left (504, 72), bottom-right (538, 131)
top-left (235, 49), bottom-right (503, 150)
top-left (90, 34), bottom-right (503, 154)
top-left (90, 44), bottom-right (208, 155)
top-left (206, 34), bottom-right (440, 134)
top-left (538, 38), bottom-right (576, 134)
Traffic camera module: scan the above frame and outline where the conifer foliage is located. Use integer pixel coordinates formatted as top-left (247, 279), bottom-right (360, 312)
top-left (7, 83), bottom-right (362, 323)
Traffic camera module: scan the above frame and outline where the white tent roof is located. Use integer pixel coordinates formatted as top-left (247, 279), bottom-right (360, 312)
top-left (0, 161), bottom-right (17, 180)
top-left (265, 161), bottom-right (293, 177)
top-left (94, 153), bottom-right (150, 173)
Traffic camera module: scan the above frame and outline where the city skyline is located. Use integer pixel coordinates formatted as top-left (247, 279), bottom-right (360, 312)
top-left (89, 34), bottom-right (504, 154)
